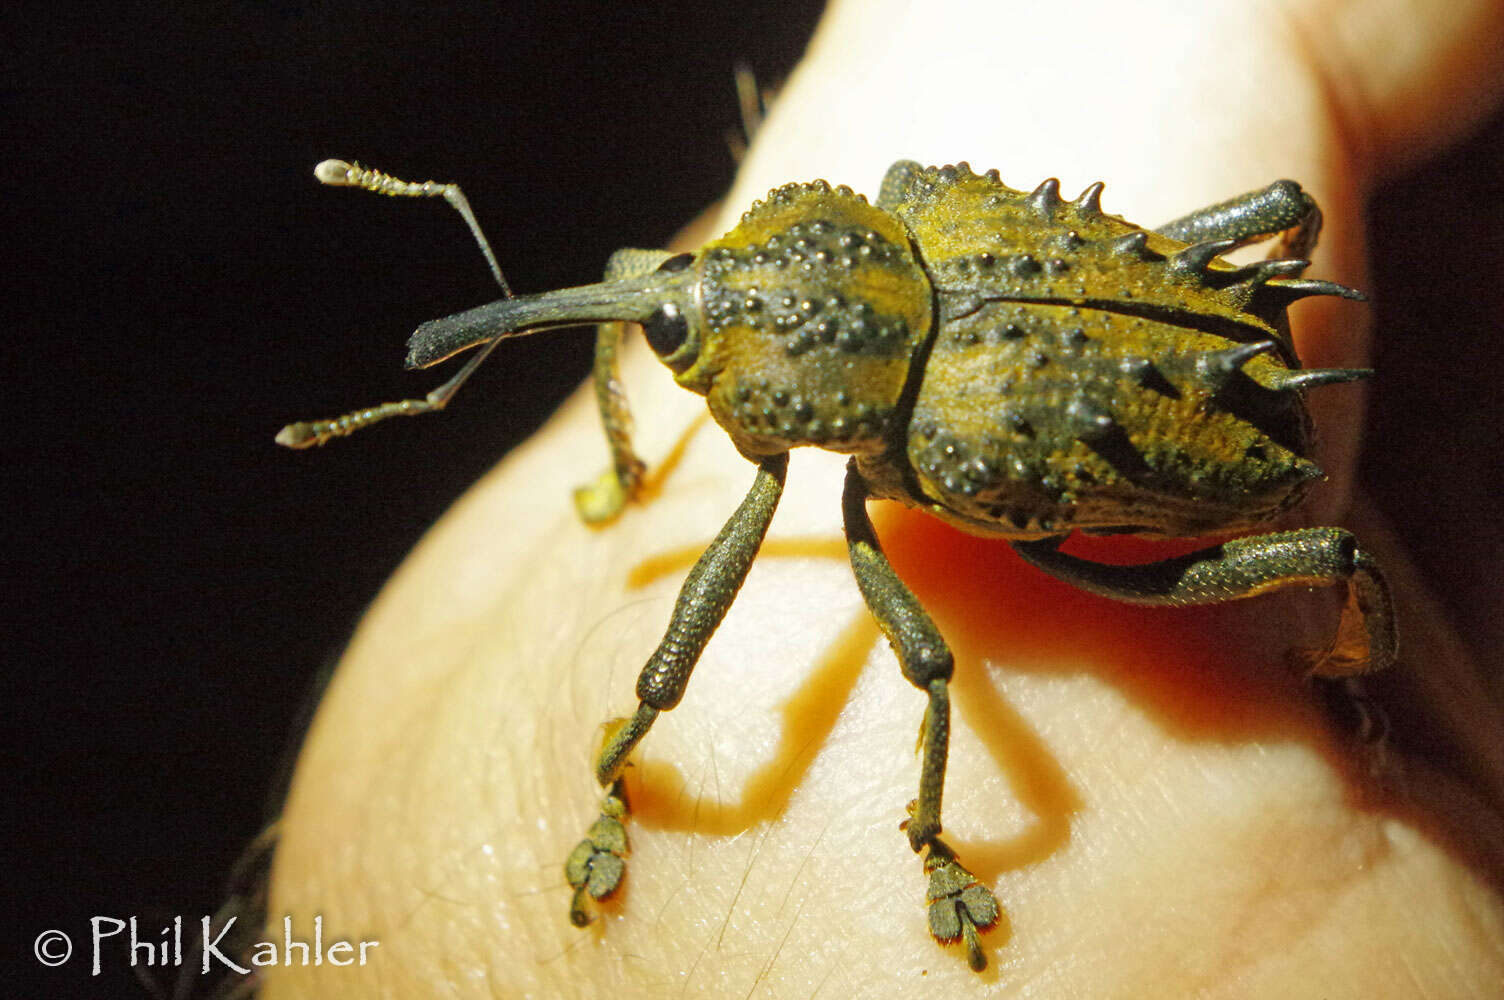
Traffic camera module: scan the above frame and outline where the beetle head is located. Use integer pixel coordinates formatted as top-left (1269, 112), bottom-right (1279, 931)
top-left (402, 179), bottom-right (935, 458)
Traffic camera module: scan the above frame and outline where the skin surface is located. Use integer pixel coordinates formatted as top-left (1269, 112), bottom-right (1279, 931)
top-left (264, 1), bottom-right (1504, 996)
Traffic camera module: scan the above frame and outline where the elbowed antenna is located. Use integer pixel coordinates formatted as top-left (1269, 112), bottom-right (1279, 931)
top-left (277, 267), bottom-right (679, 448)
top-left (278, 159), bottom-right (517, 448)
top-left (278, 161), bottom-right (686, 449)
top-left (314, 159), bottom-right (511, 296)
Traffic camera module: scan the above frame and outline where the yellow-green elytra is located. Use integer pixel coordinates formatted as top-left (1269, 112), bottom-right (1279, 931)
top-left (281, 158), bottom-right (1397, 974)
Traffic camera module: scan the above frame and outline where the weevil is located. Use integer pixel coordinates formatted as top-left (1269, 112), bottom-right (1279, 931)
top-left (280, 158), bottom-right (1397, 972)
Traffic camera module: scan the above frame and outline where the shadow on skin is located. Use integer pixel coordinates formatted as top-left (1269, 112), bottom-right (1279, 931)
top-left (567, 392), bottom-right (1504, 995)
top-left (594, 473), bottom-right (1504, 964)
top-left (620, 531), bottom-right (1082, 891)
top-left (580, 403), bottom-right (1500, 950)
top-left (879, 506), bottom-right (1338, 744)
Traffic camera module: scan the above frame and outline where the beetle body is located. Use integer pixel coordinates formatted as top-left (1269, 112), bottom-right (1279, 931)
top-left (571, 161), bottom-right (1356, 542)
top-left (285, 158), bottom-right (1394, 973)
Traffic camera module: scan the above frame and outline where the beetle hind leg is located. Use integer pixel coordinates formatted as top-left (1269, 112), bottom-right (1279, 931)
top-left (1011, 528), bottom-right (1397, 678)
top-left (842, 462), bottom-right (1001, 972)
top-left (1154, 179), bottom-right (1323, 261)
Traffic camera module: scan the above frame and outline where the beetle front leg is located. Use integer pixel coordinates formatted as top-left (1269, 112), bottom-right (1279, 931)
top-left (573, 247), bottom-right (677, 524)
top-left (566, 453), bottom-right (787, 925)
top-left (1011, 528), bottom-right (1397, 678)
top-left (1154, 179), bottom-right (1323, 260)
top-left (842, 462), bottom-right (1000, 972)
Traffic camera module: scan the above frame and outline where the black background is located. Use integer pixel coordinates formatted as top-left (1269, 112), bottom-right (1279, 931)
top-left (7, 3), bottom-right (1501, 997)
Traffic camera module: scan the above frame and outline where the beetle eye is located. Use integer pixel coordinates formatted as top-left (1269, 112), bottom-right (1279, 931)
top-left (656, 252), bottom-right (694, 273)
top-left (642, 302), bottom-right (689, 356)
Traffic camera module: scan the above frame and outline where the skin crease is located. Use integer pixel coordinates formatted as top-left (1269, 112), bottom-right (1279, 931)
top-left (264, 1), bottom-right (1504, 997)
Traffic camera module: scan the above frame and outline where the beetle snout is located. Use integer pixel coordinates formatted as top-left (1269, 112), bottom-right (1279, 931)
top-left (405, 268), bottom-right (697, 369)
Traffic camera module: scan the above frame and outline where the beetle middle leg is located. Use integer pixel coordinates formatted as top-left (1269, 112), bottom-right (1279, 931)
top-left (566, 453), bottom-right (787, 925)
top-left (842, 462), bottom-right (1001, 972)
top-left (573, 247), bottom-right (677, 524)
top-left (1011, 528), bottom-right (1397, 678)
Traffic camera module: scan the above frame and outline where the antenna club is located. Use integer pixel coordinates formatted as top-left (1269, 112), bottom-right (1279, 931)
top-left (275, 423), bottom-right (320, 448)
top-left (314, 159), bottom-right (356, 186)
